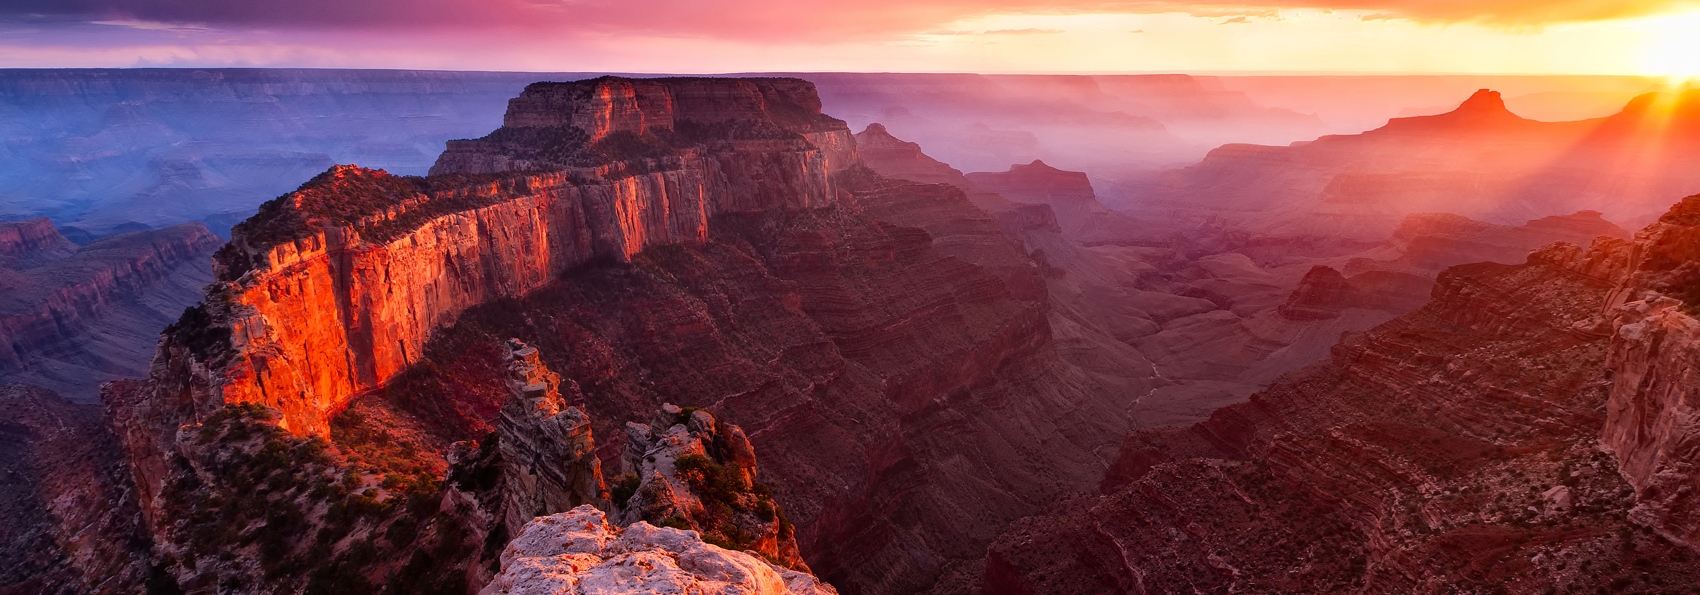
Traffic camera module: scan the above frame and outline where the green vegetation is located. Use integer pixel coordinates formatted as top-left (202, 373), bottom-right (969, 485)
top-left (611, 474), bottom-right (641, 508)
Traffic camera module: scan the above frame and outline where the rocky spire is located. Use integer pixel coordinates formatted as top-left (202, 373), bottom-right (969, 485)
top-left (495, 339), bottom-right (609, 538)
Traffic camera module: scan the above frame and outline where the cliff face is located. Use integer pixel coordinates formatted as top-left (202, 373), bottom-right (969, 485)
top-left (139, 76), bottom-right (858, 440)
top-left (106, 76), bottom-right (1133, 595)
top-left (495, 339), bottom-right (608, 539)
top-left (0, 222), bottom-right (220, 399)
top-left (1595, 197), bottom-right (1700, 550)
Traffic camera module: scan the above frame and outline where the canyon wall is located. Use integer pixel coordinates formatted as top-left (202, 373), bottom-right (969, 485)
top-left (145, 76), bottom-right (856, 439)
top-left (0, 218), bottom-right (77, 265)
top-left (0, 222), bottom-right (221, 399)
top-left (106, 76), bottom-right (1139, 595)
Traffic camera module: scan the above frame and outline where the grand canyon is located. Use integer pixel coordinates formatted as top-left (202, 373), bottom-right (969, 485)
top-left (5, 6), bottom-right (1700, 594)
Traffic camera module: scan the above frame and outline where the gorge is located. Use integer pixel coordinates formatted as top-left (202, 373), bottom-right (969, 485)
top-left (2, 73), bottom-right (1700, 595)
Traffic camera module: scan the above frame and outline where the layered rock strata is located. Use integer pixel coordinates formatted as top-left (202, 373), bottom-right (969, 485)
top-left (0, 218), bottom-right (77, 266)
top-left (480, 506), bottom-right (836, 595)
top-left (105, 76), bottom-right (1131, 595)
top-left (0, 222), bottom-right (220, 399)
top-left (495, 339), bottom-right (608, 539)
top-left (127, 75), bottom-right (857, 441)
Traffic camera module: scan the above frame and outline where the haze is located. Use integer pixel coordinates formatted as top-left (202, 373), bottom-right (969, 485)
top-left (2, 0), bottom-right (1700, 76)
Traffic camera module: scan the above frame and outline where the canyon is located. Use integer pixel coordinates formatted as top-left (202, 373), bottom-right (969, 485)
top-left (84, 76), bottom-right (1143, 595)
top-left (0, 218), bottom-right (221, 401)
top-left (3, 70), bottom-right (1699, 595)
top-left (984, 195), bottom-right (1700, 594)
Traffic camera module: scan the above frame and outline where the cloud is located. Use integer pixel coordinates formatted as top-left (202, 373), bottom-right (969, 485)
top-left (1, 0), bottom-right (1696, 43)
top-left (985, 28), bottom-right (1066, 34)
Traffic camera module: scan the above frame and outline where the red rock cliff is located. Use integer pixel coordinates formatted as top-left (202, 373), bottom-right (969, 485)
top-left (140, 77), bottom-right (857, 440)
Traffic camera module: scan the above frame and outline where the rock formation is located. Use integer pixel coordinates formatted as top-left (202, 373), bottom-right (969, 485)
top-left (1276, 265), bottom-right (1431, 320)
top-left (93, 76), bottom-right (1140, 595)
top-left (480, 506), bottom-right (835, 595)
top-left (133, 76), bottom-right (858, 441)
top-left (966, 159), bottom-right (1168, 247)
top-left (616, 404), bottom-right (808, 570)
top-left (0, 218), bottom-right (77, 266)
top-left (0, 221), bottom-right (220, 400)
top-left (495, 339), bottom-right (608, 539)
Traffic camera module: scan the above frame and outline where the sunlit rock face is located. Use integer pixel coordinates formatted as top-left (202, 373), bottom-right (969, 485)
top-left (481, 506), bottom-right (836, 595)
top-left (100, 76), bottom-right (1139, 595)
top-left (128, 76), bottom-right (857, 442)
top-left (1596, 196), bottom-right (1700, 550)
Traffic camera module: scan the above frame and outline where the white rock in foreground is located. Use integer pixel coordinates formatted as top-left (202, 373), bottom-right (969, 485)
top-left (481, 505), bottom-right (838, 595)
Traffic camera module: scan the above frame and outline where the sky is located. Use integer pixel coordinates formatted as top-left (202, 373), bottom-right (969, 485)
top-left (2, 0), bottom-right (1700, 75)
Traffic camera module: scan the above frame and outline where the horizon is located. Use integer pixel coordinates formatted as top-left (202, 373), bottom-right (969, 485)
top-left (4, 3), bottom-right (1700, 78)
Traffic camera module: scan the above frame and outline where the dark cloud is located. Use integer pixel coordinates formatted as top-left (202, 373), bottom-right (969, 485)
top-left (1, 0), bottom-right (1694, 41)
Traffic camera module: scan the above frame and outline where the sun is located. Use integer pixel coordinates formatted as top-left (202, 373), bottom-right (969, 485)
top-left (1641, 12), bottom-right (1700, 83)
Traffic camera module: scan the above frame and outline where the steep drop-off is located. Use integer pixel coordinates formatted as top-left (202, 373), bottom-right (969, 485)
top-left (0, 384), bottom-right (153, 595)
top-left (105, 76), bottom-right (1136, 595)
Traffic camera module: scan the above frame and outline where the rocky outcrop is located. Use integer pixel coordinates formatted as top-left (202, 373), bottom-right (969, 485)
top-left (966, 160), bottom-right (1167, 247)
top-left (0, 222), bottom-right (220, 399)
top-left (617, 404), bottom-right (807, 570)
top-left (0, 384), bottom-right (152, 595)
top-left (1348, 211), bottom-right (1632, 276)
top-left (127, 76), bottom-right (857, 441)
top-left (1277, 265), bottom-right (1431, 320)
top-left (480, 506), bottom-right (836, 595)
top-left (98, 76), bottom-right (1137, 595)
top-left (496, 339), bottom-right (608, 539)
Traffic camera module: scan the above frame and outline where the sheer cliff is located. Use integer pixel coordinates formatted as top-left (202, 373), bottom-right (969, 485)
top-left (102, 76), bottom-right (1136, 595)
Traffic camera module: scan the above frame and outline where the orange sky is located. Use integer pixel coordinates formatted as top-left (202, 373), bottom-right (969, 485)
top-left (2, 0), bottom-right (1699, 75)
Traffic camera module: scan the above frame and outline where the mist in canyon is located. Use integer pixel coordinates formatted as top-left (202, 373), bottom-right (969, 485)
top-left (3, 70), bottom-right (1700, 595)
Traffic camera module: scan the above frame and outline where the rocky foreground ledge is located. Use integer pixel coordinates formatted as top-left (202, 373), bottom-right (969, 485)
top-left (482, 506), bottom-right (835, 595)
